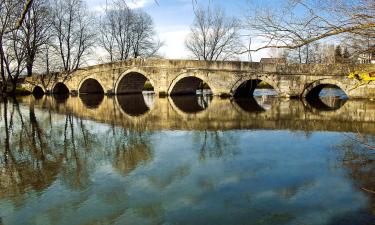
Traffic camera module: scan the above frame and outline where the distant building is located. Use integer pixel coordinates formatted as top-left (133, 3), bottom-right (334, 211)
top-left (357, 46), bottom-right (375, 64)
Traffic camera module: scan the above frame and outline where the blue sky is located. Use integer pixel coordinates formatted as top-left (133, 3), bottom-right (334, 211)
top-left (88, 0), bottom-right (269, 61)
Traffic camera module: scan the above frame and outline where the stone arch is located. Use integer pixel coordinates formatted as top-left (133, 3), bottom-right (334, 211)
top-left (115, 69), bottom-right (155, 95)
top-left (32, 86), bottom-right (45, 96)
top-left (52, 82), bottom-right (69, 94)
top-left (231, 75), bottom-right (280, 97)
top-left (78, 78), bottom-right (104, 94)
top-left (168, 73), bottom-right (214, 96)
top-left (302, 79), bottom-right (348, 99)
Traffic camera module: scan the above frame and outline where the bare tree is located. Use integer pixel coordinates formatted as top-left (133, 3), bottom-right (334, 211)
top-left (0, 0), bottom-right (31, 94)
top-left (243, 0), bottom-right (375, 53)
top-left (131, 10), bottom-right (162, 58)
top-left (50, 0), bottom-right (95, 73)
top-left (98, 0), bottom-right (161, 62)
top-left (2, 29), bottom-right (27, 93)
top-left (185, 4), bottom-right (242, 61)
top-left (21, 0), bottom-right (51, 77)
top-left (99, 0), bottom-right (132, 62)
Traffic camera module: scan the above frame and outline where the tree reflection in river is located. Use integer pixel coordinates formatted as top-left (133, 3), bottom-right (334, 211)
top-left (0, 99), bottom-right (62, 200)
top-left (337, 134), bottom-right (375, 216)
top-left (0, 98), bottom-right (154, 198)
top-left (0, 95), bottom-right (375, 225)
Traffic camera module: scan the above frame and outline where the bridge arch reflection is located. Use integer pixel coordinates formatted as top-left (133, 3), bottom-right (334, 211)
top-left (79, 94), bottom-right (105, 109)
top-left (115, 94), bottom-right (154, 117)
top-left (170, 95), bottom-right (213, 114)
top-left (232, 97), bottom-right (267, 113)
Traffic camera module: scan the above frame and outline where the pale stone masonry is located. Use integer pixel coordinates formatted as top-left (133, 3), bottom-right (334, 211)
top-left (23, 58), bottom-right (375, 98)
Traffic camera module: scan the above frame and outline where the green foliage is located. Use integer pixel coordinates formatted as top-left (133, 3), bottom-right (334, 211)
top-left (257, 81), bottom-right (274, 89)
top-left (143, 81), bottom-right (154, 91)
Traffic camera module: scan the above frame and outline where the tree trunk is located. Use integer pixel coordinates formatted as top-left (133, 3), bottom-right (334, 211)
top-left (26, 62), bottom-right (33, 77)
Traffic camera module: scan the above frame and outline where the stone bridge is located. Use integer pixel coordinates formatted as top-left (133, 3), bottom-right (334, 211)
top-left (24, 59), bottom-right (375, 98)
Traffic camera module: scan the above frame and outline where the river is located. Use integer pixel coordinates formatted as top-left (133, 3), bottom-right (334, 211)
top-left (0, 89), bottom-right (374, 225)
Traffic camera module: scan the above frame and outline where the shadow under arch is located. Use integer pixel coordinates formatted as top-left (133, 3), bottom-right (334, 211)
top-left (115, 94), bottom-right (154, 117)
top-left (79, 78), bottom-right (104, 94)
top-left (170, 95), bottom-right (213, 114)
top-left (305, 82), bottom-right (348, 111)
top-left (232, 78), bottom-right (279, 97)
top-left (115, 71), bottom-right (155, 95)
top-left (32, 86), bottom-right (45, 98)
top-left (52, 82), bottom-right (69, 95)
top-left (168, 75), bottom-right (213, 96)
top-left (303, 79), bottom-right (348, 99)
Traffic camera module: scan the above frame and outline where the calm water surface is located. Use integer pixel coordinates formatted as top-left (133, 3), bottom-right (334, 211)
top-left (0, 89), bottom-right (375, 225)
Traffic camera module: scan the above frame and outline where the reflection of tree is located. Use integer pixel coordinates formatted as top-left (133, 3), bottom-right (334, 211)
top-left (113, 129), bottom-right (153, 175)
top-left (60, 114), bottom-right (91, 190)
top-left (195, 131), bottom-right (239, 161)
top-left (0, 98), bottom-right (62, 200)
top-left (337, 134), bottom-right (375, 214)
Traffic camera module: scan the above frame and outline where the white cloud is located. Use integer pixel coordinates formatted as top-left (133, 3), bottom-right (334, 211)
top-left (126, 0), bottom-right (154, 9)
top-left (157, 26), bottom-right (191, 59)
top-left (90, 0), bottom-right (154, 14)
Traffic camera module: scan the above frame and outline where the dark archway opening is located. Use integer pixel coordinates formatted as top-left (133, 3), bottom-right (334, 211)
top-left (33, 86), bottom-right (44, 98)
top-left (234, 79), bottom-right (277, 97)
top-left (52, 83), bottom-right (69, 95)
top-left (171, 95), bottom-right (213, 114)
top-left (306, 84), bottom-right (348, 110)
top-left (79, 79), bottom-right (105, 109)
top-left (79, 79), bottom-right (104, 94)
top-left (116, 94), bottom-right (154, 117)
top-left (170, 77), bottom-right (212, 96)
top-left (116, 72), bottom-right (154, 95)
top-left (234, 79), bottom-right (277, 111)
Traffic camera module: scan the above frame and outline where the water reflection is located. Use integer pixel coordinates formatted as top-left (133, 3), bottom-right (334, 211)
top-left (116, 94), bottom-right (154, 116)
top-left (336, 134), bottom-right (375, 220)
top-left (306, 88), bottom-right (348, 111)
top-left (12, 94), bottom-right (375, 134)
top-left (171, 95), bottom-right (212, 114)
top-left (79, 93), bottom-right (105, 109)
top-left (114, 130), bottom-right (153, 175)
top-left (0, 96), bottom-right (375, 224)
top-left (307, 97), bottom-right (347, 111)
top-left (233, 97), bottom-right (266, 113)
top-left (53, 93), bottom-right (69, 104)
